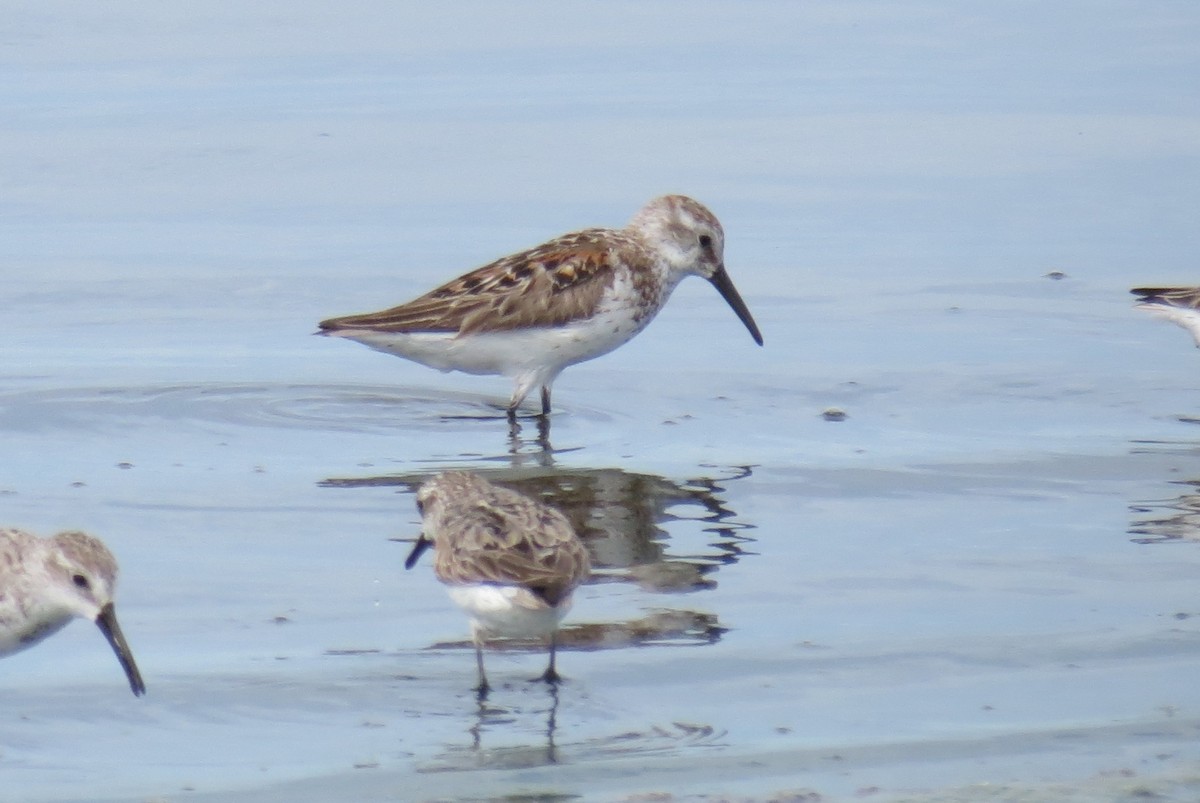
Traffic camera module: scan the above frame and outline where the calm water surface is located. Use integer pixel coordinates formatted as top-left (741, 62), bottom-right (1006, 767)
top-left (4, 3), bottom-right (1200, 801)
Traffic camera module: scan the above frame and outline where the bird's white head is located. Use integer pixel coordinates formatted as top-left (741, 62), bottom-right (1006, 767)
top-left (629, 195), bottom-right (763, 346)
top-left (42, 530), bottom-right (146, 696)
top-left (629, 195), bottom-right (726, 280)
top-left (43, 530), bottom-right (119, 622)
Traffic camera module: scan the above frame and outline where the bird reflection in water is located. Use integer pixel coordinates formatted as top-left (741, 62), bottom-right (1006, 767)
top-left (506, 412), bottom-right (552, 460)
top-left (428, 685), bottom-right (727, 773)
top-left (461, 683), bottom-right (561, 768)
top-left (320, 465), bottom-right (753, 647)
top-left (1130, 478), bottom-right (1200, 544)
top-left (321, 465), bottom-right (752, 767)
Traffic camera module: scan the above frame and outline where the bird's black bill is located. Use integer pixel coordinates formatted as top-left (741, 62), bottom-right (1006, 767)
top-left (709, 265), bottom-right (764, 346)
top-left (404, 534), bottom-right (432, 570)
top-left (95, 603), bottom-right (146, 697)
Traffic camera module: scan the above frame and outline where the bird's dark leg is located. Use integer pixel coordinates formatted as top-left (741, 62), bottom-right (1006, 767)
top-left (474, 641), bottom-right (490, 699)
top-left (537, 633), bottom-right (562, 684)
top-left (539, 386), bottom-right (552, 417)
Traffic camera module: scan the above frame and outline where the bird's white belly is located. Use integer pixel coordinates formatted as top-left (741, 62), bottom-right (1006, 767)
top-left (331, 305), bottom-right (648, 379)
top-left (446, 585), bottom-right (570, 639)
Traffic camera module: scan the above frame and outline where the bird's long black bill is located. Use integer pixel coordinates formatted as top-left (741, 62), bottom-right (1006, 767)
top-left (709, 265), bottom-right (764, 346)
top-left (405, 534), bottom-right (432, 570)
top-left (95, 603), bottom-right (146, 697)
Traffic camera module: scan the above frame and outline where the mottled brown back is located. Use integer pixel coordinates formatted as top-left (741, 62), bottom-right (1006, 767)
top-left (417, 472), bottom-right (590, 604)
top-left (319, 229), bottom-right (643, 335)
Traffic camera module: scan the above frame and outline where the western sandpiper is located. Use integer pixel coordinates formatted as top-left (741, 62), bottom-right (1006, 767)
top-left (0, 528), bottom-right (145, 696)
top-left (318, 195), bottom-right (763, 417)
top-left (1132, 287), bottom-right (1200, 347)
top-left (405, 472), bottom-right (590, 696)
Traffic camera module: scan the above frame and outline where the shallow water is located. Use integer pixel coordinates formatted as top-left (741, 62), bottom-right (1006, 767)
top-left (5, 3), bottom-right (1200, 802)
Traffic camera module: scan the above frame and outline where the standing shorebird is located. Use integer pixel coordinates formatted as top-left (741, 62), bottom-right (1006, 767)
top-left (318, 195), bottom-right (763, 417)
top-left (405, 472), bottom-right (590, 696)
top-left (0, 528), bottom-right (146, 696)
top-left (1132, 287), bottom-right (1200, 346)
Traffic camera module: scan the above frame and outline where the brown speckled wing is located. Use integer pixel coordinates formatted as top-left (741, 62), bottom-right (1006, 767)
top-left (320, 229), bottom-right (629, 335)
top-left (433, 496), bottom-right (590, 605)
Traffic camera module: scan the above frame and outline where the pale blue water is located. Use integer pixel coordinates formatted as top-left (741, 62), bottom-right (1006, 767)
top-left (4, 3), bottom-right (1200, 802)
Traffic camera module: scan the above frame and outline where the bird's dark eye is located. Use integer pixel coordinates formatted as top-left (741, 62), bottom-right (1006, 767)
top-left (415, 498), bottom-right (425, 514)
top-left (699, 234), bottom-right (713, 249)
top-left (72, 574), bottom-right (89, 589)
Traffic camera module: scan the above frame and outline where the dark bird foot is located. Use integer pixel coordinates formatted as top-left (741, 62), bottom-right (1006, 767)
top-left (534, 668), bottom-right (562, 685)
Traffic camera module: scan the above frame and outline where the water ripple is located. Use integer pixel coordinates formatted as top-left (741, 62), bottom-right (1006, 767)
top-left (0, 383), bottom-right (604, 436)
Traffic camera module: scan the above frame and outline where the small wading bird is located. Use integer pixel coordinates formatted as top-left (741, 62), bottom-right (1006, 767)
top-left (1132, 287), bottom-right (1200, 347)
top-left (318, 195), bottom-right (763, 418)
top-left (0, 528), bottom-right (146, 696)
top-left (405, 472), bottom-right (590, 696)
